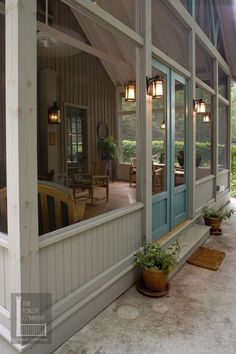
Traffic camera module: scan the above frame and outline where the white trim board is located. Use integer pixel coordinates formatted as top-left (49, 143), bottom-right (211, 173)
top-left (0, 234), bottom-right (8, 249)
top-left (0, 262), bottom-right (139, 354)
top-left (39, 202), bottom-right (144, 248)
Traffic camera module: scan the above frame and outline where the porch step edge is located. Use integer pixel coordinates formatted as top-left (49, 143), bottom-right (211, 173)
top-left (157, 219), bottom-right (197, 250)
top-left (169, 223), bottom-right (210, 279)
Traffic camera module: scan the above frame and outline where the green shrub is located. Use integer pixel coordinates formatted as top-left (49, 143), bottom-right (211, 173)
top-left (121, 140), bottom-right (217, 166)
top-left (121, 140), bottom-right (136, 163)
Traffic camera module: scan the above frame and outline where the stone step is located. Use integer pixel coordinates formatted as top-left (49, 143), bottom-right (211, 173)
top-left (168, 223), bottom-right (210, 279)
top-left (157, 219), bottom-right (198, 250)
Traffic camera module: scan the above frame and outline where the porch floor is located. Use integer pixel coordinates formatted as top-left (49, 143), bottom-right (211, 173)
top-left (82, 181), bottom-right (136, 219)
top-left (54, 200), bottom-right (236, 354)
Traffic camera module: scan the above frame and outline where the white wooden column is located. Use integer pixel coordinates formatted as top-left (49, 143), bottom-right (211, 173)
top-left (188, 29), bottom-right (196, 217)
top-left (213, 59), bottom-right (218, 200)
top-left (6, 0), bottom-right (39, 297)
top-left (139, 0), bottom-right (152, 242)
top-left (227, 72), bottom-right (231, 192)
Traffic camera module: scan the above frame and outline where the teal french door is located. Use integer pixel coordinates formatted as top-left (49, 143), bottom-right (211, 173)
top-left (152, 60), bottom-right (188, 240)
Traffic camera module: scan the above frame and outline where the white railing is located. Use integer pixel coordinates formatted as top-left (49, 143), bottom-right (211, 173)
top-left (0, 235), bottom-right (9, 311)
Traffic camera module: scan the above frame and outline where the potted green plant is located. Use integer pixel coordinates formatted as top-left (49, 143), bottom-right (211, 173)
top-left (134, 241), bottom-right (180, 292)
top-left (202, 205), bottom-right (235, 235)
top-left (101, 136), bottom-right (119, 160)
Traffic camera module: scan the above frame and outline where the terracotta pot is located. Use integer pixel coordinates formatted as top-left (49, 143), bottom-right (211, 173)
top-left (204, 216), bottom-right (222, 233)
top-left (142, 267), bottom-right (169, 291)
top-left (204, 217), bottom-right (211, 226)
top-left (208, 216), bottom-right (222, 233)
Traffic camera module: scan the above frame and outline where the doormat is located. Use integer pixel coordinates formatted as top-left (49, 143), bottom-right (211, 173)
top-left (187, 246), bottom-right (225, 271)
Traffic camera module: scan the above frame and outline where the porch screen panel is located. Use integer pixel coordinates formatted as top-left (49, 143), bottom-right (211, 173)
top-left (37, 0), bottom-right (140, 235)
top-left (152, 0), bottom-right (189, 70)
top-left (218, 66), bottom-right (228, 98)
top-left (195, 87), bottom-right (213, 180)
top-left (196, 41), bottom-right (213, 88)
top-left (91, 0), bottom-right (140, 34)
top-left (218, 102), bottom-right (228, 171)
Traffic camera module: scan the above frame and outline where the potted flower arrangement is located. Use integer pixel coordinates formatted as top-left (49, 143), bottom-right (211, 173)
top-left (202, 205), bottom-right (235, 235)
top-left (134, 241), bottom-right (180, 292)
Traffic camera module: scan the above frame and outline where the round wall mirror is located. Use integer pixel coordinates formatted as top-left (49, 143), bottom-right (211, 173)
top-left (97, 121), bottom-right (108, 140)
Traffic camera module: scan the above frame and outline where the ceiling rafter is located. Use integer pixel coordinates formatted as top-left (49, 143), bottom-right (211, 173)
top-left (37, 21), bottom-right (131, 73)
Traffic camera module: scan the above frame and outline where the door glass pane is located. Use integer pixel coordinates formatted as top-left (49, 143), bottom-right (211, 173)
top-left (66, 107), bottom-right (88, 177)
top-left (152, 68), bottom-right (167, 195)
top-left (175, 80), bottom-right (185, 187)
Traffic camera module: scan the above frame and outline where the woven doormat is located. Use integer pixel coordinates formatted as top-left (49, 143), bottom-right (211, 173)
top-left (187, 246), bottom-right (225, 271)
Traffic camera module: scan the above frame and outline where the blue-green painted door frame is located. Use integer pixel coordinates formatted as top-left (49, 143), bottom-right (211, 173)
top-left (152, 60), bottom-right (188, 240)
top-left (152, 61), bottom-right (171, 239)
top-left (170, 71), bottom-right (188, 229)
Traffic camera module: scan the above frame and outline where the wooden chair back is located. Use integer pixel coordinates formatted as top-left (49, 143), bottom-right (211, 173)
top-left (38, 183), bottom-right (85, 235)
top-left (0, 184), bottom-right (85, 236)
top-left (90, 162), bottom-right (107, 176)
top-left (131, 158), bottom-right (136, 169)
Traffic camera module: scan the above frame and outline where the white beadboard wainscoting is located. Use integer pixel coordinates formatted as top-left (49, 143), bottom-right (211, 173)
top-left (195, 175), bottom-right (215, 212)
top-left (39, 203), bottom-right (144, 308)
top-left (217, 170), bottom-right (229, 191)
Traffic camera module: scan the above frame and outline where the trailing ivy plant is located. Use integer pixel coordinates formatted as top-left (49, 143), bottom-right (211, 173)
top-left (134, 241), bottom-right (180, 272)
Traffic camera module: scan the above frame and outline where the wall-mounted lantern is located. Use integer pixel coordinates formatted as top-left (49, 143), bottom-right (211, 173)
top-left (160, 121), bottom-right (166, 129)
top-left (203, 113), bottom-right (210, 123)
top-left (48, 101), bottom-right (61, 124)
top-left (125, 81), bottom-right (136, 102)
top-left (147, 76), bottom-right (164, 99)
top-left (194, 98), bottom-right (206, 113)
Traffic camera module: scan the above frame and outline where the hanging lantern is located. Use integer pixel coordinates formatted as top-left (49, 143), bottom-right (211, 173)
top-left (195, 98), bottom-right (206, 113)
top-left (125, 81), bottom-right (136, 102)
top-left (48, 101), bottom-right (61, 124)
top-left (147, 76), bottom-right (164, 99)
top-left (203, 113), bottom-right (210, 123)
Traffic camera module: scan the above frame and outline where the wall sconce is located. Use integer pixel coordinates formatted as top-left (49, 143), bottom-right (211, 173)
top-left (147, 76), bottom-right (164, 99)
top-left (48, 101), bottom-right (61, 124)
top-left (160, 121), bottom-right (166, 129)
top-left (125, 81), bottom-right (136, 102)
top-left (203, 113), bottom-right (210, 123)
top-left (194, 98), bottom-right (206, 113)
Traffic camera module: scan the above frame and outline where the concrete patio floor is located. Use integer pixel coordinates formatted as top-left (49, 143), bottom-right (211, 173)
top-left (54, 200), bottom-right (236, 354)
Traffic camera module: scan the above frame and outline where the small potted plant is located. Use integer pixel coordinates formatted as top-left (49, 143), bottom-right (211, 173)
top-left (134, 241), bottom-right (180, 292)
top-left (202, 205), bottom-right (235, 235)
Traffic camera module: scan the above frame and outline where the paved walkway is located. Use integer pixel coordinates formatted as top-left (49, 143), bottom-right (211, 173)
top-left (54, 200), bottom-right (236, 354)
